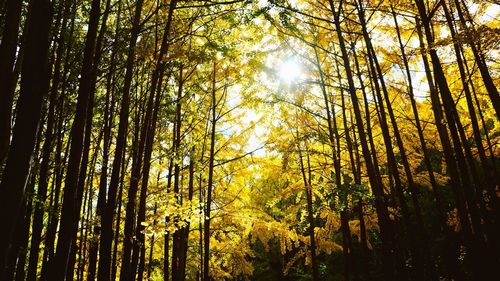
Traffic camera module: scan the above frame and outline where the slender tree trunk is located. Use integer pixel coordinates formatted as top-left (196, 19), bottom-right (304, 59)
top-left (147, 202), bottom-right (158, 280)
top-left (414, 15), bottom-right (484, 278)
top-left (6, 137), bottom-right (41, 280)
top-left (392, 8), bottom-right (462, 280)
top-left (98, 0), bottom-right (144, 279)
top-left (0, 0), bottom-right (22, 163)
top-left (172, 65), bottom-right (185, 281)
top-left (87, 1), bottom-right (121, 279)
top-left (339, 88), bottom-right (355, 281)
top-left (47, 0), bottom-right (100, 278)
top-left (297, 139), bottom-right (319, 281)
top-left (133, 63), bottom-right (170, 281)
top-left (40, 2), bottom-right (77, 273)
top-left (203, 62), bottom-right (218, 281)
top-left (352, 48), bottom-right (382, 193)
top-left (177, 149), bottom-right (195, 280)
top-left (327, 0), bottom-right (399, 278)
top-left (121, 71), bottom-right (149, 281)
top-left (313, 45), bottom-right (350, 280)
top-left (40, 118), bottom-right (69, 280)
top-left (111, 153), bottom-right (127, 281)
top-left (25, 0), bottom-right (71, 277)
top-left (14, 180), bottom-right (34, 281)
top-left (164, 151), bottom-right (174, 281)
top-left (356, 3), bottom-right (431, 278)
top-left (441, 2), bottom-right (498, 249)
top-left (0, 0), bottom-right (51, 274)
top-left (449, 0), bottom-right (500, 119)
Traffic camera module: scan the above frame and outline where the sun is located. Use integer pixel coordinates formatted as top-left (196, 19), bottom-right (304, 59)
top-left (278, 58), bottom-right (301, 83)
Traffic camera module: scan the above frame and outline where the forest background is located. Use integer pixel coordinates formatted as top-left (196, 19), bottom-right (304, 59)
top-left (0, 0), bottom-right (499, 280)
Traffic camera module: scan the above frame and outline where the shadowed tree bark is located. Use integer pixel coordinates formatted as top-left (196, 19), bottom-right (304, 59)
top-left (0, 0), bottom-right (22, 164)
top-left (0, 0), bottom-right (52, 276)
top-left (98, 0), bottom-right (144, 280)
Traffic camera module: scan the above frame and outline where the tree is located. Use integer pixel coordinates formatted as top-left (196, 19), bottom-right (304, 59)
top-left (0, 0), bottom-right (52, 275)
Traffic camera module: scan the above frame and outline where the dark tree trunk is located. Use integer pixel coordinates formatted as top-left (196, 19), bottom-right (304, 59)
top-left (327, 0), bottom-right (399, 279)
top-left (14, 181), bottom-right (34, 281)
top-left (163, 145), bottom-right (175, 281)
top-left (297, 141), bottom-right (319, 281)
top-left (339, 88), bottom-right (355, 281)
top-left (46, 0), bottom-right (100, 278)
top-left (203, 62), bottom-right (217, 281)
top-left (40, 2), bottom-right (77, 274)
top-left (172, 65), bottom-right (185, 281)
top-left (449, 0), bottom-right (500, 119)
top-left (177, 149), bottom-right (195, 280)
top-left (0, 0), bottom-right (51, 274)
top-left (120, 82), bottom-right (146, 281)
top-left (441, 2), bottom-right (498, 250)
top-left (133, 60), bottom-right (170, 281)
top-left (87, 1), bottom-right (120, 279)
top-left (25, 0), bottom-right (70, 277)
top-left (97, 0), bottom-right (144, 279)
top-left (313, 45), bottom-right (350, 281)
top-left (7, 146), bottom-right (40, 281)
top-left (111, 153), bottom-right (127, 281)
top-left (0, 0), bottom-right (22, 164)
top-left (414, 15), bottom-right (486, 279)
top-left (392, 8), bottom-right (462, 280)
top-left (355, 3), bottom-right (427, 278)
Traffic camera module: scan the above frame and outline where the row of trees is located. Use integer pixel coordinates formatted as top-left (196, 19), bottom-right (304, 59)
top-left (254, 0), bottom-right (499, 279)
top-left (0, 0), bottom-right (498, 280)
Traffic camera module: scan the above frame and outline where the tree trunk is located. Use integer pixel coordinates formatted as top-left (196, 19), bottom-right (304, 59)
top-left (97, 0), bottom-right (144, 279)
top-left (0, 0), bottom-right (51, 274)
top-left (46, 0), bottom-right (100, 278)
top-left (327, 0), bottom-right (399, 278)
top-left (297, 139), bottom-right (320, 281)
top-left (172, 65), bottom-right (185, 281)
top-left (0, 0), bottom-right (22, 163)
top-left (203, 62), bottom-right (217, 281)
top-left (87, 1), bottom-right (120, 279)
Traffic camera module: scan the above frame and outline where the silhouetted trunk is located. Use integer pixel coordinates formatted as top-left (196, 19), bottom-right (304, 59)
top-left (87, 1), bottom-right (120, 279)
top-left (203, 62), bottom-right (217, 281)
top-left (313, 45), bottom-right (350, 280)
top-left (297, 140), bottom-right (319, 281)
top-left (7, 134), bottom-right (41, 280)
top-left (164, 146), bottom-right (175, 281)
top-left (0, 0), bottom-right (51, 274)
top-left (25, 0), bottom-right (70, 278)
top-left (40, 118), bottom-right (69, 281)
top-left (147, 202), bottom-right (158, 280)
top-left (177, 149), bottom-right (195, 280)
top-left (356, 3), bottom-right (426, 278)
top-left (327, 0), bottom-right (399, 279)
top-left (46, 0), bottom-right (100, 278)
top-left (449, 0), bottom-right (500, 119)
top-left (415, 15), bottom-right (481, 278)
top-left (121, 77), bottom-right (147, 281)
top-left (111, 153), bottom-right (127, 281)
top-left (339, 88), bottom-right (355, 281)
top-left (172, 65), bottom-right (185, 281)
top-left (352, 48), bottom-right (382, 193)
top-left (441, 2), bottom-right (498, 249)
top-left (10, 170), bottom-right (37, 281)
top-left (133, 62), bottom-right (170, 281)
top-left (14, 181), bottom-right (34, 281)
top-left (0, 0), bottom-right (22, 163)
top-left (98, 0), bottom-right (143, 279)
top-left (40, 2), bottom-right (76, 274)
